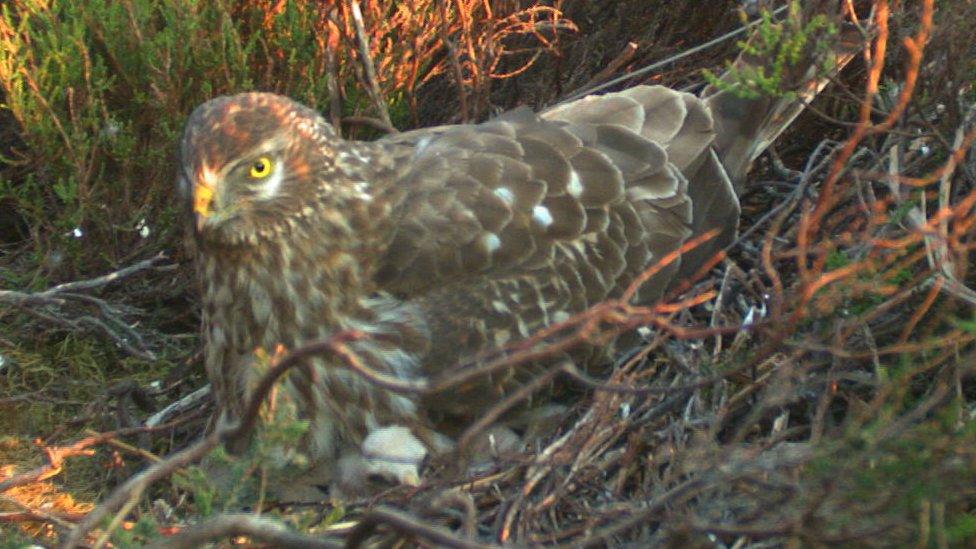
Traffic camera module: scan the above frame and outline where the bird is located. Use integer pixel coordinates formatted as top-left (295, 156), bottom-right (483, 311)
top-left (178, 19), bottom-right (858, 497)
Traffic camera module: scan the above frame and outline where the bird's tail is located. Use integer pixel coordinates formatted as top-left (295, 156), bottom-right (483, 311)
top-left (677, 4), bottom-right (865, 279)
top-left (702, 7), bottom-right (864, 190)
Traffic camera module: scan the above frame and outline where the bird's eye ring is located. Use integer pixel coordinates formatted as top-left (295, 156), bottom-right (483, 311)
top-left (249, 157), bottom-right (273, 178)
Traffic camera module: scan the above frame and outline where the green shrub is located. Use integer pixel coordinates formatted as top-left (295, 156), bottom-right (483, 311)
top-left (0, 0), bottom-right (567, 280)
top-left (703, 0), bottom-right (837, 100)
top-left (0, 0), bottom-right (340, 277)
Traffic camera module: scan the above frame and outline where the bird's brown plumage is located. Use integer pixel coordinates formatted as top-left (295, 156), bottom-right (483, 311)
top-left (179, 21), bottom-right (856, 492)
top-left (179, 85), bottom-right (726, 486)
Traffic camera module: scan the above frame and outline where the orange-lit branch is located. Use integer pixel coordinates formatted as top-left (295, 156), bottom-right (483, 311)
top-left (621, 229), bottom-right (719, 303)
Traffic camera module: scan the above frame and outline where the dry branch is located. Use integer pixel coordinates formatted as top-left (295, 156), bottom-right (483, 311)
top-left (145, 513), bottom-right (341, 549)
top-left (0, 253), bottom-right (171, 359)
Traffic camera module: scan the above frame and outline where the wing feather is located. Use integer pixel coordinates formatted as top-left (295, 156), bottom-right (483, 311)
top-left (372, 86), bottom-right (725, 382)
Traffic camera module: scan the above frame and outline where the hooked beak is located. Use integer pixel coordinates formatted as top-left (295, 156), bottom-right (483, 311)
top-left (193, 182), bottom-right (214, 232)
top-left (192, 164), bottom-right (220, 232)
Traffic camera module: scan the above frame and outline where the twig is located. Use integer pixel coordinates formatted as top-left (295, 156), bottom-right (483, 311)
top-left (40, 253), bottom-right (167, 296)
top-left (144, 385), bottom-right (212, 428)
top-left (435, 0), bottom-right (469, 122)
top-left (1, 416), bottom-right (200, 495)
top-left (145, 513), bottom-right (341, 549)
top-left (345, 506), bottom-right (496, 549)
top-left (0, 439), bottom-right (96, 493)
top-left (555, 5), bottom-right (789, 104)
top-left (0, 253), bottom-right (169, 359)
top-left (579, 42), bottom-right (639, 90)
top-left (559, 477), bottom-right (708, 548)
top-left (346, 0), bottom-right (391, 127)
top-left (324, 14), bottom-right (343, 130)
top-left (64, 331), bottom-right (376, 547)
top-left (0, 495), bottom-right (83, 529)
top-left (456, 363), bottom-right (562, 453)
top-left (431, 490), bottom-right (478, 540)
top-left (83, 429), bottom-right (161, 464)
top-left (62, 430), bottom-right (222, 548)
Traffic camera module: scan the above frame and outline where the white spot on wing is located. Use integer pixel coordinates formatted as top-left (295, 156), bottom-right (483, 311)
top-left (493, 187), bottom-right (515, 206)
top-left (351, 180), bottom-right (373, 202)
top-left (493, 329), bottom-right (511, 346)
top-left (567, 169), bottom-right (583, 197)
top-left (414, 136), bottom-right (433, 156)
top-left (482, 232), bottom-right (501, 252)
top-left (532, 205), bottom-right (553, 228)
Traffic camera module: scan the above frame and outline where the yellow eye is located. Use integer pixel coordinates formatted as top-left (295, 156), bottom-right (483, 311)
top-left (249, 157), bottom-right (273, 178)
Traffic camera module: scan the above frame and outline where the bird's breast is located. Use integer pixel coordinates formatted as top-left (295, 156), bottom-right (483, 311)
top-left (198, 248), bottom-right (429, 446)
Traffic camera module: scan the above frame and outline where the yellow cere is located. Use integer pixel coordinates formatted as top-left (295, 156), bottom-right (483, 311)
top-left (193, 183), bottom-right (214, 217)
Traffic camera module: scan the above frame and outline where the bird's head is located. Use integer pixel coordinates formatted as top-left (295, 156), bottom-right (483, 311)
top-left (177, 92), bottom-right (340, 246)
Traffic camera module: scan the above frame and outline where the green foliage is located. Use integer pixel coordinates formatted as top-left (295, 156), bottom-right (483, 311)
top-left (824, 248), bottom-right (850, 270)
top-left (173, 355), bottom-right (312, 517)
top-left (954, 316), bottom-right (976, 336)
top-left (108, 513), bottom-right (161, 548)
top-left (0, 0), bottom-right (338, 276)
top-left (174, 465), bottom-right (218, 517)
top-left (703, 0), bottom-right (837, 100)
top-left (948, 513), bottom-right (976, 545)
top-left (115, 382), bottom-right (313, 545)
top-left (801, 384), bottom-right (976, 545)
top-left (0, 529), bottom-right (39, 548)
top-left (816, 248), bottom-right (899, 317)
